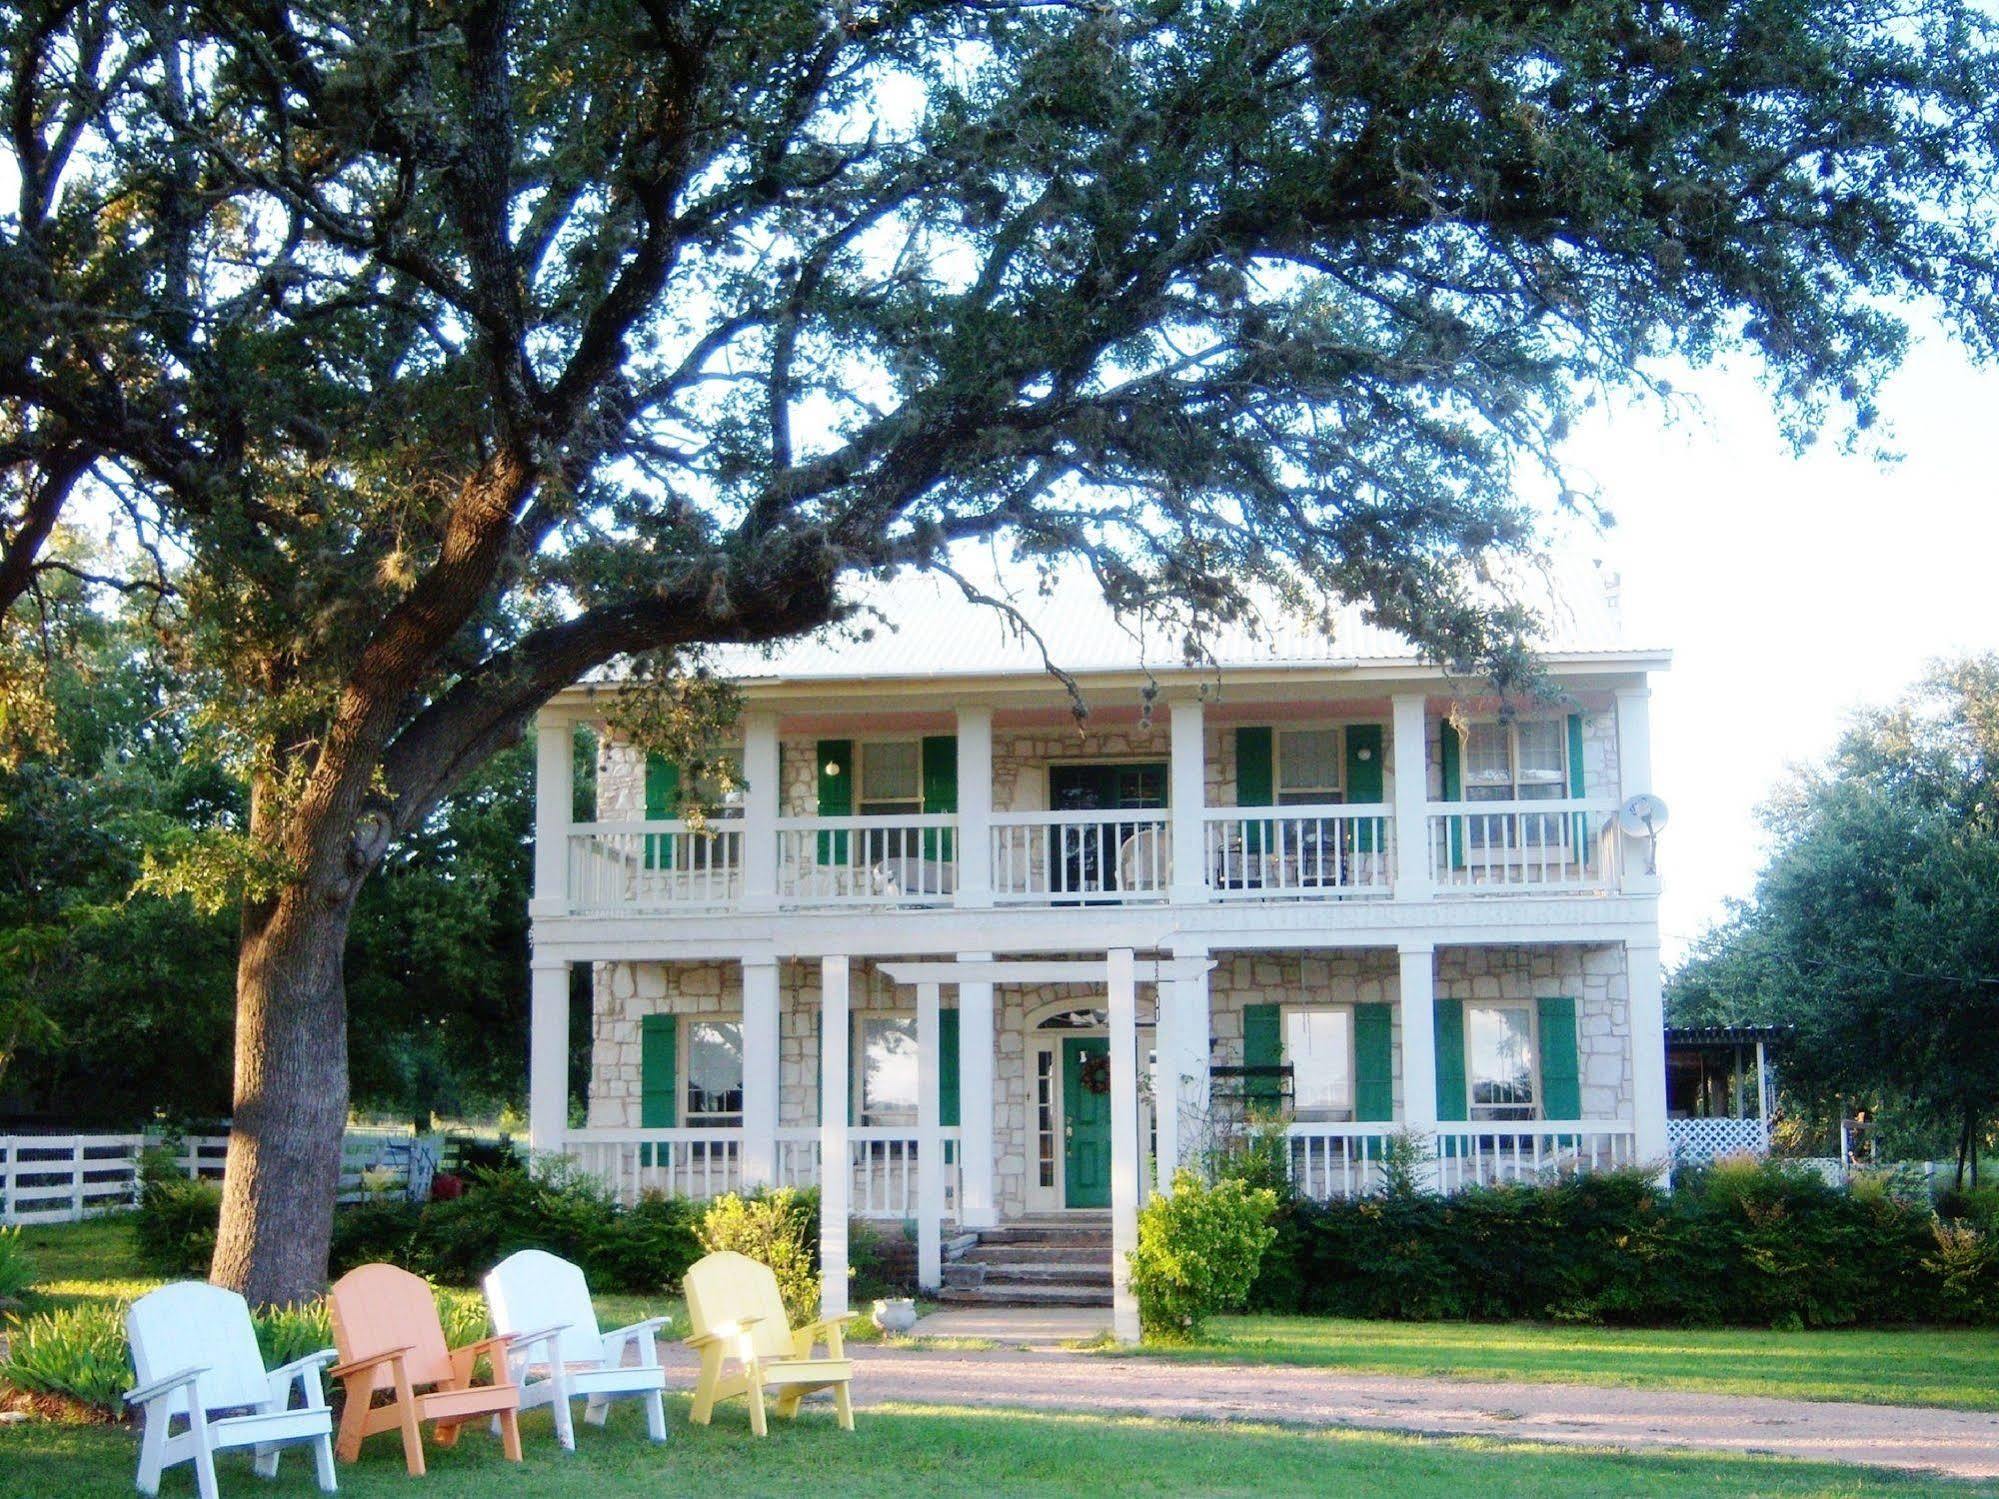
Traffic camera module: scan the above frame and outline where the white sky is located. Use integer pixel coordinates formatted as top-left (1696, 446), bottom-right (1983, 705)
top-left (1556, 330), bottom-right (1999, 962)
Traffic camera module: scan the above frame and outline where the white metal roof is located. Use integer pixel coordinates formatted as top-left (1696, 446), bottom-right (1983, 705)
top-left (689, 556), bottom-right (1653, 685)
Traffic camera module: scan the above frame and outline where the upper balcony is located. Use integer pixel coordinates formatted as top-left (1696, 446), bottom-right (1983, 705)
top-left (533, 682), bottom-right (1663, 922)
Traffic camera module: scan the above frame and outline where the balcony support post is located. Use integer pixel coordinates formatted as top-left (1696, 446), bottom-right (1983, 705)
top-left (818, 956), bottom-right (851, 1318)
top-left (531, 712), bottom-right (573, 917)
top-left (528, 955), bottom-right (570, 1156)
top-left (1628, 940), bottom-right (1671, 1181)
top-left (1169, 700), bottom-right (1209, 904)
top-left (742, 712), bottom-right (780, 910)
top-left (955, 707), bottom-right (993, 907)
top-left (958, 951), bottom-right (997, 1228)
top-left (1108, 947), bottom-right (1142, 1344)
top-left (917, 980), bottom-right (943, 1292)
top-left (1391, 694), bottom-right (1434, 902)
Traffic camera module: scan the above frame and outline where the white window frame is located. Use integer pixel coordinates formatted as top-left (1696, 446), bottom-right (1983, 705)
top-left (856, 738), bottom-right (924, 817)
top-left (1275, 727), bottom-right (1345, 807)
top-left (1461, 719), bottom-right (1571, 852)
top-left (1280, 1002), bottom-right (1357, 1122)
top-left (853, 1011), bottom-right (920, 1127)
top-left (682, 1015), bottom-right (745, 1126)
top-left (1464, 1001), bottom-right (1540, 1123)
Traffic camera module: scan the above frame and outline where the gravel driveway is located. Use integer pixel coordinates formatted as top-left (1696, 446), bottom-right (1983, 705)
top-left (657, 1342), bottom-right (1999, 1481)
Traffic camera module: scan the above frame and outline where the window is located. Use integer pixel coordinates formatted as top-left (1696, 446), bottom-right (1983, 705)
top-left (858, 1014), bottom-right (918, 1125)
top-left (1284, 1007), bottom-right (1355, 1121)
top-left (1276, 729), bottom-right (1343, 806)
top-left (858, 741), bottom-right (923, 816)
top-left (684, 1019), bottom-right (744, 1124)
top-left (1467, 1003), bottom-right (1537, 1121)
top-left (1463, 720), bottom-right (1568, 848)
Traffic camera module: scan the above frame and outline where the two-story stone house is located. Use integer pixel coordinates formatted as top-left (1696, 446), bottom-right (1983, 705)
top-left (524, 568), bottom-right (1669, 1339)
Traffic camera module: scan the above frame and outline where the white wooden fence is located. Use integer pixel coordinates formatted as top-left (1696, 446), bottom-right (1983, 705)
top-left (0, 1128), bottom-right (433, 1226)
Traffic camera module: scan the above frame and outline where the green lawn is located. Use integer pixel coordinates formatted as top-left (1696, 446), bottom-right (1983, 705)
top-left (1112, 1315), bottom-right (1999, 1412)
top-left (0, 1398), bottom-right (1986, 1499)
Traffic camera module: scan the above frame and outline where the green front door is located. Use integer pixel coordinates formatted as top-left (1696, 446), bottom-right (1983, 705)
top-left (1062, 1036), bottom-right (1112, 1209)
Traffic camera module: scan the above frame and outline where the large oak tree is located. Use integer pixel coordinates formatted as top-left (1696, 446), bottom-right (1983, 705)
top-left (4, 0), bottom-right (1998, 1301)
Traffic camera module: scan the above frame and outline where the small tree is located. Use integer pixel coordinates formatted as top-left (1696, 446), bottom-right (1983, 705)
top-left (1669, 658), bottom-right (1999, 1186)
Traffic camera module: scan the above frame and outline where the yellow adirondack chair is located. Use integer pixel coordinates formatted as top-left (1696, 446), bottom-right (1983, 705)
top-left (681, 1251), bottom-right (856, 1435)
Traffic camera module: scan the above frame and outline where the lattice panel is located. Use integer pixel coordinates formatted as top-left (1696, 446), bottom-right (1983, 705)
top-left (1668, 1116), bottom-right (1770, 1162)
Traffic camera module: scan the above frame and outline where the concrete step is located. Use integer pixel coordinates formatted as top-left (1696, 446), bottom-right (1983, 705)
top-left (936, 1283), bottom-right (1112, 1308)
top-left (971, 1262), bottom-right (1113, 1284)
top-left (970, 1225), bottom-right (1113, 1248)
top-left (958, 1242), bottom-right (1112, 1266)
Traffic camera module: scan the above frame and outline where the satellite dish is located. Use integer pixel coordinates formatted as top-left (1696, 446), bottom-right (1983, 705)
top-left (1617, 794), bottom-right (1669, 838)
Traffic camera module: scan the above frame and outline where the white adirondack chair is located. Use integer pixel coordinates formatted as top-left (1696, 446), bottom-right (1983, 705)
top-left (482, 1249), bottom-right (669, 1449)
top-left (125, 1282), bottom-right (337, 1499)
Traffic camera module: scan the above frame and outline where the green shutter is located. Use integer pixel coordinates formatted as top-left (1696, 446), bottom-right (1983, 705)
top-left (1538, 995), bottom-right (1581, 1122)
top-left (1345, 724), bottom-right (1384, 853)
top-left (1243, 1002), bottom-right (1282, 1112)
top-left (922, 734), bottom-right (957, 863)
top-left (1567, 712), bottom-right (1589, 861)
top-left (1353, 1002), bottom-right (1393, 1122)
top-left (643, 754), bottom-right (679, 870)
top-left (816, 738), bottom-right (852, 864)
top-left (939, 1007), bottom-right (961, 1127)
top-left (1433, 998), bottom-right (1468, 1121)
top-left (639, 1013), bottom-right (677, 1166)
top-left (1237, 726), bottom-right (1274, 857)
top-left (1439, 720), bottom-right (1465, 869)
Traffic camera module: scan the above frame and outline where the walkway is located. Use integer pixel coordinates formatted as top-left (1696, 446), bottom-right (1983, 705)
top-left (657, 1342), bottom-right (1999, 1481)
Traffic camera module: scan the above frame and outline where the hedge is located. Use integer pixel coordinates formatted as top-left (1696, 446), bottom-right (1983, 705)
top-left (1247, 1160), bottom-right (1999, 1328)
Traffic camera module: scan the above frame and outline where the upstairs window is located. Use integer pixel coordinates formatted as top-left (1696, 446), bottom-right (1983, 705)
top-left (1276, 729), bottom-right (1343, 806)
top-left (1467, 1003), bottom-right (1537, 1121)
top-left (858, 741), bottom-right (923, 816)
top-left (1463, 720), bottom-right (1567, 802)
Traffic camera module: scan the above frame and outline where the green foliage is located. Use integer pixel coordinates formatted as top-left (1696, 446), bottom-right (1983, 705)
top-left (252, 1301), bottom-right (335, 1369)
top-left (133, 1172), bottom-right (223, 1277)
top-left (0, 1225), bottom-right (36, 1304)
top-left (0, 1302), bottom-right (130, 1412)
top-left (1130, 1170), bottom-right (1279, 1343)
top-left (1668, 657), bottom-right (1999, 1181)
top-left (697, 1188), bottom-right (821, 1327)
top-left (1256, 1162), bottom-right (1995, 1328)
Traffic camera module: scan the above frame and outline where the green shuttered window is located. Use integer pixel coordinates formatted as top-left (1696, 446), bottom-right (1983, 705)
top-left (1433, 997), bottom-right (1469, 1121)
top-left (1352, 1002), bottom-right (1393, 1122)
top-left (817, 738), bottom-right (853, 863)
top-left (921, 734), bottom-right (957, 862)
top-left (1242, 1002), bottom-right (1283, 1110)
top-left (1537, 995), bottom-right (1581, 1122)
top-left (643, 754), bottom-right (679, 869)
top-left (1345, 724), bottom-right (1384, 852)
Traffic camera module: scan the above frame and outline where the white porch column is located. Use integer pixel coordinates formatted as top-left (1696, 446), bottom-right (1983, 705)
top-left (1398, 942), bottom-right (1438, 1130)
top-left (531, 713), bottom-right (573, 917)
top-left (818, 956), bottom-right (851, 1318)
top-left (957, 952), bottom-right (997, 1229)
top-left (1627, 940), bottom-right (1671, 1180)
top-left (954, 707), bottom-right (994, 907)
top-left (1169, 700), bottom-right (1209, 904)
top-left (917, 981), bottom-right (943, 1291)
top-left (1616, 686), bottom-right (1660, 894)
top-left (1108, 947), bottom-right (1141, 1344)
top-left (1154, 945), bottom-right (1210, 1195)
top-left (528, 955), bottom-right (570, 1155)
top-left (1391, 694), bottom-right (1434, 902)
top-left (742, 712), bottom-right (780, 910)
top-left (741, 956), bottom-right (779, 1187)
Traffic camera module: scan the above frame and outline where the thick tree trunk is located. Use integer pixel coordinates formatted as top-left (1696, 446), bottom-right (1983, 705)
top-left (208, 883), bottom-right (358, 1306)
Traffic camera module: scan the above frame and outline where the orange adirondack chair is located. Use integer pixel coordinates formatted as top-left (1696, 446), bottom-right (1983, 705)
top-left (327, 1263), bottom-right (524, 1476)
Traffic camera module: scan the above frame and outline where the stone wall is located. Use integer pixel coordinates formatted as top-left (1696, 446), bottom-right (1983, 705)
top-left (587, 941), bottom-right (1632, 1212)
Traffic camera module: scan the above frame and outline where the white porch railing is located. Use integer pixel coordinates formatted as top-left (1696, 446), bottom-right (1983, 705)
top-left (565, 1128), bottom-right (744, 1203)
top-left (776, 815), bottom-right (957, 907)
top-left (566, 821), bottom-right (744, 912)
top-left (1432, 1122), bottom-right (1638, 1190)
top-left (1284, 1122), bottom-right (1640, 1201)
top-left (773, 1126), bottom-right (961, 1219)
top-left (989, 810), bottom-right (1172, 903)
top-left (1426, 799), bottom-right (1620, 892)
top-left (1668, 1116), bottom-right (1772, 1163)
top-left (1204, 805), bottom-right (1394, 899)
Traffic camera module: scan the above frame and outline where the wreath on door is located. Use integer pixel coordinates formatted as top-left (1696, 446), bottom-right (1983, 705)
top-left (1079, 1051), bottom-right (1112, 1096)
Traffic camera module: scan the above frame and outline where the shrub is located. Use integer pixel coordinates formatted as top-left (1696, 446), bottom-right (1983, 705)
top-left (1255, 1160), bottom-right (1994, 1328)
top-left (0, 1225), bottom-right (37, 1305)
top-left (0, 1303), bottom-right (130, 1415)
top-left (1129, 1170), bottom-right (1278, 1343)
top-left (134, 1173), bottom-right (223, 1277)
top-left (697, 1188), bottom-right (819, 1324)
top-left (253, 1301), bottom-right (334, 1368)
